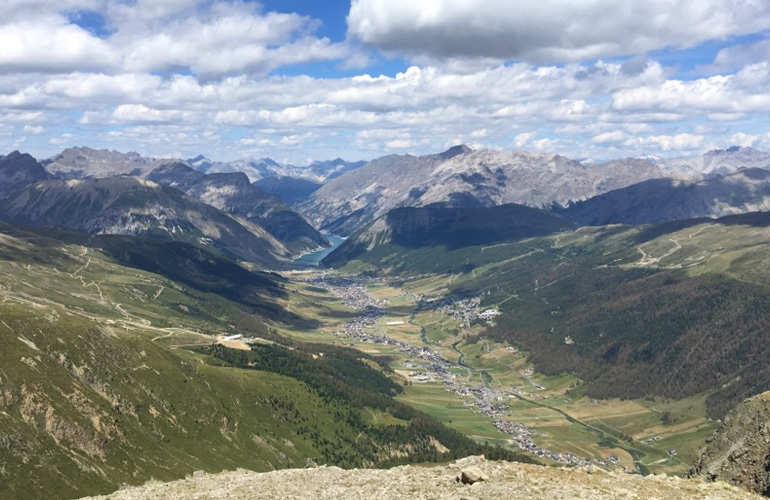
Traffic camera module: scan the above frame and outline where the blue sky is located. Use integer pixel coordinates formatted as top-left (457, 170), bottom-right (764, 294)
top-left (1, 0), bottom-right (770, 164)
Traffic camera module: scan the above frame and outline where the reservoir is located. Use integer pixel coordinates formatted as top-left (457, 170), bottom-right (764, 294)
top-left (293, 233), bottom-right (345, 266)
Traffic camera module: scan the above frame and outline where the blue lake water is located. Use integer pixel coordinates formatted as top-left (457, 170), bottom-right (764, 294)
top-left (293, 233), bottom-right (345, 266)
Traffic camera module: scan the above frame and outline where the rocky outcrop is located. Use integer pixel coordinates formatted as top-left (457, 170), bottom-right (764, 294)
top-left (81, 456), bottom-right (759, 500)
top-left (691, 391), bottom-right (770, 496)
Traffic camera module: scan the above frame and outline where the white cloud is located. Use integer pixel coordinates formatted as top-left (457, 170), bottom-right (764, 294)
top-left (23, 125), bottom-right (45, 134)
top-left (348, 0), bottom-right (770, 63)
top-left (112, 104), bottom-right (192, 124)
top-left (386, 138), bottom-right (416, 149)
top-left (115, 5), bottom-right (352, 76)
top-left (612, 63), bottom-right (770, 116)
top-left (0, 2), bottom-right (767, 163)
top-left (0, 52), bottom-right (759, 162)
top-left (513, 132), bottom-right (536, 148)
top-left (0, 19), bottom-right (116, 72)
top-left (591, 131), bottom-right (626, 144)
top-left (49, 133), bottom-right (75, 145)
top-left (625, 133), bottom-right (704, 151)
top-left (0, 2), bottom-right (356, 78)
top-left (709, 38), bottom-right (770, 74)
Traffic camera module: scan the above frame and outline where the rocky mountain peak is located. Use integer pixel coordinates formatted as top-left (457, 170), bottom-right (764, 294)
top-left (43, 146), bottom-right (158, 179)
top-left (0, 150), bottom-right (50, 200)
top-left (438, 144), bottom-right (472, 160)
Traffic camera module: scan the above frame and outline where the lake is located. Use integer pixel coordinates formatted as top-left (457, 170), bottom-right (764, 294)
top-left (292, 233), bottom-right (345, 266)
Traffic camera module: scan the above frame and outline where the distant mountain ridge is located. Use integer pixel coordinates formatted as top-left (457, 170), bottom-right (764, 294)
top-left (42, 146), bottom-right (167, 179)
top-left (301, 146), bottom-right (662, 235)
top-left (558, 167), bottom-right (770, 226)
top-left (188, 155), bottom-right (366, 183)
top-left (253, 176), bottom-right (322, 206)
top-left (659, 146), bottom-right (770, 179)
top-left (147, 162), bottom-right (328, 254)
top-left (34, 148), bottom-right (329, 255)
top-left (301, 145), bottom-right (770, 235)
top-left (0, 176), bottom-right (289, 266)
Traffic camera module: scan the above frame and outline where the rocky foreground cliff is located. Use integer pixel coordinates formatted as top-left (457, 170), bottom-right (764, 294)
top-left (81, 456), bottom-right (759, 500)
top-left (692, 391), bottom-right (770, 495)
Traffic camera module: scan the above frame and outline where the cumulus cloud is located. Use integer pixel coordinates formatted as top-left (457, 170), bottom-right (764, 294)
top-left (612, 63), bottom-right (770, 115)
top-left (348, 0), bottom-right (770, 63)
top-left (592, 131), bottom-right (627, 144)
top-left (0, 1), bottom-right (768, 162)
top-left (0, 1), bottom-right (355, 77)
top-left (113, 3), bottom-right (352, 76)
top-left (0, 19), bottom-right (116, 72)
top-left (709, 38), bottom-right (770, 74)
top-left (625, 133), bottom-right (705, 151)
top-left (513, 132), bottom-right (536, 148)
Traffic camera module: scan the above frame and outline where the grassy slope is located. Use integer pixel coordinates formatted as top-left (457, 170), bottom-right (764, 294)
top-left (0, 224), bottom-right (530, 499)
top-left (328, 214), bottom-right (770, 420)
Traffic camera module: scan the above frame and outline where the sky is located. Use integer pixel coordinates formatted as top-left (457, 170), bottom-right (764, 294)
top-left (1, 0), bottom-right (770, 164)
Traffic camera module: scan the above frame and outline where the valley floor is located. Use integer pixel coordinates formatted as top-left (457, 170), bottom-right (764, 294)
top-left (278, 270), bottom-right (717, 476)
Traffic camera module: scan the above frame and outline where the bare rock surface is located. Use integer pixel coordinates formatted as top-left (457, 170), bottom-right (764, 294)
top-left (692, 391), bottom-right (770, 495)
top-left (81, 456), bottom-right (760, 500)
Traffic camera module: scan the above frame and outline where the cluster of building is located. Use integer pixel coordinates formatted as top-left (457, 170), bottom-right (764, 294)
top-left (418, 295), bottom-right (500, 327)
top-left (307, 273), bottom-right (622, 470)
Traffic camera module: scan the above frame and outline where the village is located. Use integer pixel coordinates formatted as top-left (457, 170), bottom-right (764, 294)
top-left (303, 274), bottom-right (623, 470)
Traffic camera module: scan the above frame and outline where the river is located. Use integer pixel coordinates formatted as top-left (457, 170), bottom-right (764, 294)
top-left (293, 233), bottom-right (345, 266)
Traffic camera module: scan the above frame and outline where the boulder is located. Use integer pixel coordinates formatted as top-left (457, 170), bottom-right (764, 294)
top-left (459, 466), bottom-right (488, 485)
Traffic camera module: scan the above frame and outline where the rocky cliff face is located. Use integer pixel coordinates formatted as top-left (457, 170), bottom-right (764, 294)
top-left (692, 391), bottom-right (770, 496)
top-left (80, 456), bottom-right (760, 500)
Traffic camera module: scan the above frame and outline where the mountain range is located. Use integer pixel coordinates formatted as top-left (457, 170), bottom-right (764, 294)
top-left (558, 167), bottom-right (770, 226)
top-left (300, 145), bottom-right (770, 235)
top-left (0, 176), bottom-right (289, 266)
top-left (11, 147), bottom-right (334, 260)
top-left (4, 144), bottom-right (770, 268)
top-left (188, 154), bottom-right (366, 183)
top-left (146, 162), bottom-right (328, 254)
